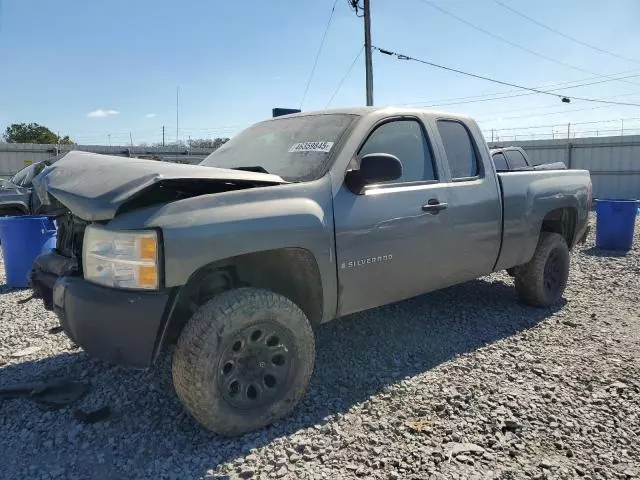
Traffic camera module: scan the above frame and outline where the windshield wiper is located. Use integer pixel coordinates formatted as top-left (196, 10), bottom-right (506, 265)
top-left (230, 166), bottom-right (270, 174)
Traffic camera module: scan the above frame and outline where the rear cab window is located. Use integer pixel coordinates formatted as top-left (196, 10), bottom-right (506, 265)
top-left (492, 152), bottom-right (509, 171)
top-left (505, 150), bottom-right (529, 169)
top-left (436, 120), bottom-right (481, 180)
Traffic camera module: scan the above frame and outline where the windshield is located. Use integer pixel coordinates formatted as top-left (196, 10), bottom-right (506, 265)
top-left (10, 164), bottom-right (34, 186)
top-left (200, 114), bottom-right (357, 182)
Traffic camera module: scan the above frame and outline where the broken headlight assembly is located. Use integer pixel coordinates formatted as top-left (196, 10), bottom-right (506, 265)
top-left (83, 226), bottom-right (160, 290)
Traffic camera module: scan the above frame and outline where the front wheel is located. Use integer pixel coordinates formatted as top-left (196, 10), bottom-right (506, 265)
top-left (172, 288), bottom-right (315, 436)
top-left (514, 232), bottom-right (570, 307)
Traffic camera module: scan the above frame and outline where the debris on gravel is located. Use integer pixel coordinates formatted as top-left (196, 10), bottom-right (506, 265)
top-left (1, 214), bottom-right (639, 479)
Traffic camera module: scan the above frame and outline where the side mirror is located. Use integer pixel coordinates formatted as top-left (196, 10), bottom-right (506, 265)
top-left (345, 153), bottom-right (402, 194)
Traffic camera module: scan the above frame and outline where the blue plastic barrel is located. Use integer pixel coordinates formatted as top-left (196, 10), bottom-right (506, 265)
top-left (0, 216), bottom-right (57, 288)
top-left (595, 199), bottom-right (638, 251)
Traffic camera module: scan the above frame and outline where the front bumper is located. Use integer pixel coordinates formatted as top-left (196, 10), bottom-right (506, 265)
top-left (31, 251), bottom-right (174, 368)
top-left (52, 277), bottom-right (172, 368)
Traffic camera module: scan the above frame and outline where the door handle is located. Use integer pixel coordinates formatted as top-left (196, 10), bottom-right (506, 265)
top-left (422, 199), bottom-right (448, 214)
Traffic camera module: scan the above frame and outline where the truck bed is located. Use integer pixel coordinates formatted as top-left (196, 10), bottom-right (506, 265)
top-left (495, 169), bottom-right (591, 271)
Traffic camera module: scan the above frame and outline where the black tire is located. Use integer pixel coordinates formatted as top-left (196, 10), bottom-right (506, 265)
top-left (172, 287), bottom-right (315, 436)
top-left (514, 232), bottom-right (570, 307)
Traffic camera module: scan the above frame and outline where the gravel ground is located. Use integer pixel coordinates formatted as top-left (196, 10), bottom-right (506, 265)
top-left (1, 215), bottom-right (639, 480)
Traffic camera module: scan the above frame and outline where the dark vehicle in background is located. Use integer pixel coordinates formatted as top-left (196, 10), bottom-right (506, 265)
top-left (0, 161), bottom-right (51, 215)
top-left (491, 146), bottom-right (566, 172)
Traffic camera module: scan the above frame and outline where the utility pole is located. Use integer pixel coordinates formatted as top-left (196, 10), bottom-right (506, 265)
top-left (107, 133), bottom-right (111, 146)
top-left (129, 132), bottom-right (134, 148)
top-left (621, 119), bottom-right (624, 137)
top-left (566, 123), bottom-right (572, 168)
top-left (162, 125), bottom-right (165, 147)
top-left (491, 129), bottom-right (494, 142)
top-left (363, 0), bottom-right (374, 106)
top-left (176, 86), bottom-right (180, 144)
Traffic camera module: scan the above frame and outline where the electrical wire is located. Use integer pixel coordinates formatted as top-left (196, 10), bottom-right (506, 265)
top-left (478, 99), bottom-right (638, 123)
top-left (484, 116), bottom-right (640, 132)
top-left (473, 90), bottom-right (640, 120)
top-left (374, 46), bottom-right (640, 107)
top-left (492, 0), bottom-right (640, 65)
top-left (300, 0), bottom-right (339, 109)
top-left (401, 72), bottom-right (640, 108)
top-left (325, 45), bottom-right (365, 107)
top-left (415, 0), bottom-right (640, 87)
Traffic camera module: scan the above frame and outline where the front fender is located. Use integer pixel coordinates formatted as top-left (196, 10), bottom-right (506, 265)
top-left (106, 177), bottom-right (337, 320)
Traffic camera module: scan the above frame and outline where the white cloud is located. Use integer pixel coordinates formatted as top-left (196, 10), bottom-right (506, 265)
top-left (145, 113), bottom-right (156, 118)
top-left (87, 109), bottom-right (120, 118)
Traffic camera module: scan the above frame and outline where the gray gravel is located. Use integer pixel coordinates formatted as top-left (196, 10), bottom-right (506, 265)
top-left (1, 214), bottom-right (639, 480)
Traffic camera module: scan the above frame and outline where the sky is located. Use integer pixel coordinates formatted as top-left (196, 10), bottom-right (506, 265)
top-left (1, 0), bottom-right (640, 145)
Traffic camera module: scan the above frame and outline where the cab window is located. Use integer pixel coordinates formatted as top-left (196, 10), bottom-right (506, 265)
top-left (359, 119), bottom-right (437, 184)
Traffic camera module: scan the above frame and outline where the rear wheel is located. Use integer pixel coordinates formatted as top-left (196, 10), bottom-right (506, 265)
top-left (172, 287), bottom-right (315, 436)
top-left (514, 232), bottom-right (570, 307)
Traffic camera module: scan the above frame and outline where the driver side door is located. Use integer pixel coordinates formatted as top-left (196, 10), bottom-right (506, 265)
top-left (332, 117), bottom-right (453, 316)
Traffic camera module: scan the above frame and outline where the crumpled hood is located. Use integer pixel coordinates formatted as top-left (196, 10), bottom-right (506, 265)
top-left (33, 151), bottom-right (286, 221)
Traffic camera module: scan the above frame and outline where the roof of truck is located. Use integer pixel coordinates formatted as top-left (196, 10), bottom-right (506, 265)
top-left (268, 106), bottom-right (474, 122)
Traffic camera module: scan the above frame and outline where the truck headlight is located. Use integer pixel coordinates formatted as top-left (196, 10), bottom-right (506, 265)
top-left (83, 226), bottom-right (160, 290)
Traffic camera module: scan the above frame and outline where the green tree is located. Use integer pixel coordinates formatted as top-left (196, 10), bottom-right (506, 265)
top-left (187, 137), bottom-right (229, 150)
top-left (3, 123), bottom-right (74, 144)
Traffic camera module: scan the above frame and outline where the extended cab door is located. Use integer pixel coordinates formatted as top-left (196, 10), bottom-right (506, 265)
top-left (430, 118), bottom-right (502, 282)
top-left (332, 116), bottom-right (455, 316)
top-left (332, 116), bottom-right (503, 317)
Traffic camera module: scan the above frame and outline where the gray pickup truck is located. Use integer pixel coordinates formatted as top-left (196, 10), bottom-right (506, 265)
top-left (30, 107), bottom-right (591, 435)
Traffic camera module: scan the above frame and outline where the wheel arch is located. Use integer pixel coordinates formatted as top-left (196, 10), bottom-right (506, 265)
top-left (540, 206), bottom-right (578, 249)
top-left (158, 247), bottom-right (324, 351)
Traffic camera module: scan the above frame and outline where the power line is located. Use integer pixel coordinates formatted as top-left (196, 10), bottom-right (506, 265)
top-left (326, 45), bottom-right (365, 107)
top-left (487, 127), bottom-right (640, 141)
top-left (374, 46), bottom-right (640, 107)
top-left (477, 96), bottom-right (640, 123)
top-left (475, 90), bottom-right (640, 120)
top-left (401, 72), bottom-right (640, 108)
top-left (374, 46), bottom-right (568, 98)
top-left (492, 0), bottom-right (640, 65)
top-left (415, 0), bottom-right (640, 87)
top-left (484, 116), bottom-right (640, 132)
top-left (480, 104), bottom-right (615, 123)
top-left (300, 0), bottom-right (339, 109)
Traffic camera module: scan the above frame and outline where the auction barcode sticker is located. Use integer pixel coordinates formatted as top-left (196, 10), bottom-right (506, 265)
top-left (288, 141), bottom-right (334, 153)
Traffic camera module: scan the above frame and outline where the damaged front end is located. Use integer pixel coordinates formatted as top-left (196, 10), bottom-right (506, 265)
top-left (28, 209), bottom-right (174, 368)
top-left (30, 213), bottom-right (86, 310)
top-left (27, 150), bottom-right (287, 368)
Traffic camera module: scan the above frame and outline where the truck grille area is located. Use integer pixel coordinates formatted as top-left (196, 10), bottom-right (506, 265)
top-left (55, 213), bottom-right (87, 270)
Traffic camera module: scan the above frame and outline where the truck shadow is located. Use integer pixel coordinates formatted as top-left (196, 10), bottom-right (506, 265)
top-left (580, 246), bottom-right (630, 258)
top-left (0, 277), bottom-right (563, 478)
top-left (0, 284), bottom-right (29, 295)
